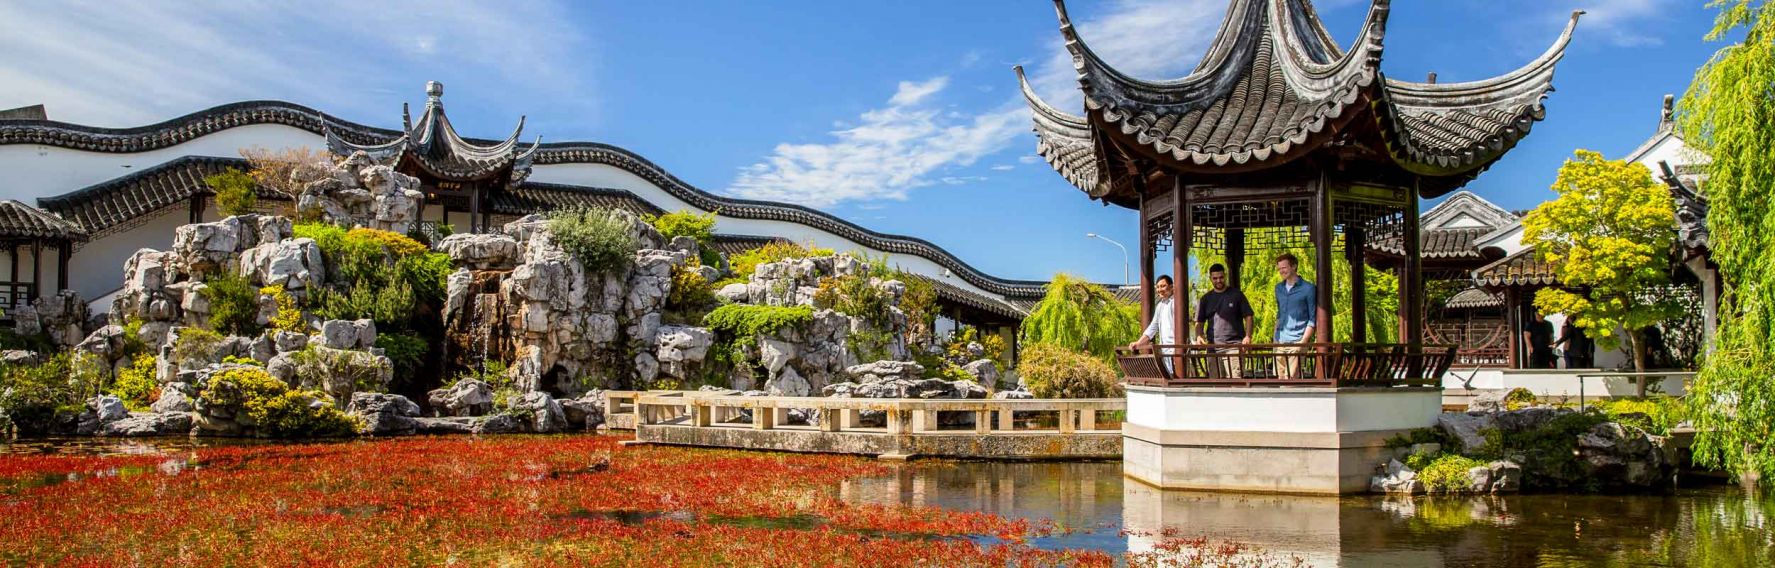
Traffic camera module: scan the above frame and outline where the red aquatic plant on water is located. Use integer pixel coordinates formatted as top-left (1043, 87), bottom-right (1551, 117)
top-left (0, 436), bottom-right (1116, 567)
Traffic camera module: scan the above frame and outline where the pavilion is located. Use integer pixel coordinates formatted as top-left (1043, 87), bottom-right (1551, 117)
top-left (1022, 0), bottom-right (1580, 493)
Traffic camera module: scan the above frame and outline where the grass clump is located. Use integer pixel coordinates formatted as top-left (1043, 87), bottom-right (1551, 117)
top-left (200, 271), bottom-right (263, 337)
top-left (109, 353), bottom-right (160, 412)
top-left (547, 207), bottom-right (637, 273)
top-left (1596, 396), bottom-right (1688, 436)
top-left (1019, 343), bottom-right (1123, 399)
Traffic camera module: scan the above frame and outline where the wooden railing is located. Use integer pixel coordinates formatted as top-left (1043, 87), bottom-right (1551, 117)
top-left (1115, 342), bottom-right (1456, 388)
top-left (1454, 346), bottom-right (1510, 368)
top-left (0, 281), bottom-right (36, 317)
top-left (627, 391), bottom-right (1124, 436)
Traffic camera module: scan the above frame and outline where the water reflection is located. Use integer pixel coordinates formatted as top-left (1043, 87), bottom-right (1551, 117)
top-left (842, 461), bottom-right (1775, 567)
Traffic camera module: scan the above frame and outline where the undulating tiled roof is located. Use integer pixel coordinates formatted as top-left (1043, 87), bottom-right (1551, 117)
top-left (706, 234), bottom-right (786, 257)
top-left (1443, 287), bottom-right (1503, 310)
top-left (489, 182), bottom-right (661, 218)
top-left (0, 200), bottom-right (85, 241)
top-left (1023, 0), bottom-right (1582, 205)
top-left (1474, 248), bottom-right (1558, 287)
top-left (906, 274), bottom-right (1028, 322)
top-left (36, 156), bottom-right (244, 239)
top-left (2, 98), bottom-right (1052, 300)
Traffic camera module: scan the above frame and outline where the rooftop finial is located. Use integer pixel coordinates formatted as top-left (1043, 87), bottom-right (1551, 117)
top-left (426, 81), bottom-right (443, 105)
top-left (1659, 94), bottom-right (1675, 132)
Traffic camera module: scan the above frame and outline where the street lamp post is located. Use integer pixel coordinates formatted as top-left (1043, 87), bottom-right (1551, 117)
top-left (1085, 233), bottom-right (1129, 285)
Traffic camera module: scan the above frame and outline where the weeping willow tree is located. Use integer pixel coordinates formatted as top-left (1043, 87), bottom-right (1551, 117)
top-left (1190, 228), bottom-right (1400, 343)
top-left (1680, 0), bottom-right (1775, 483)
top-left (1019, 273), bottom-right (1141, 360)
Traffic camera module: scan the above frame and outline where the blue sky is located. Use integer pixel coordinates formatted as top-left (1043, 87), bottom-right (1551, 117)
top-left (0, 0), bottom-right (1725, 284)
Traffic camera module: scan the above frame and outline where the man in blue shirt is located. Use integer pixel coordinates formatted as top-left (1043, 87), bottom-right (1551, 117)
top-left (1272, 253), bottom-right (1316, 379)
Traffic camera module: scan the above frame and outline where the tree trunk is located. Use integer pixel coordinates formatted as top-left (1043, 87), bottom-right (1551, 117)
top-left (1630, 328), bottom-right (1648, 373)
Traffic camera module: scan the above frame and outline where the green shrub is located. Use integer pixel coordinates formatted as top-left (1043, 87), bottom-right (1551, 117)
top-left (1503, 387), bottom-right (1538, 410)
top-left (0, 353), bottom-right (95, 434)
top-left (109, 353), bottom-right (160, 412)
top-left (375, 331), bottom-right (429, 386)
top-left (666, 263), bottom-right (718, 313)
top-left (703, 304), bottom-right (813, 342)
top-left (172, 327), bottom-right (228, 365)
top-left (1384, 427), bottom-right (1454, 450)
top-left (1474, 410), bottom-right (1608, 489)
top-left (547, 207), bottom-right (637, 273)
top-left (198, 366), bottom-right (358, 438)
top-left (1597, 396), bottom-right (1688, 436)
top-left (289, 345), bottom-right (392, 400)
top-left (452, 360), bottom-right (512, 391)
top-left (1019, 343), bottom-right (1123, 399)
top-left (294, 222), bottom-right (449, 332)
top-left (260, 285), bottom-right (305, 333)
top-left (719, 241), bottom-right (835, 286)
top-left (1418, 454), bottom-right (1487, 493)
top-left (205, 167), bottom-right (257, 216)
top-left (649, 209), bottom-right (722, 267)
top-left (200, 271), bottom-right (263, 336)
top-left (1021, 273), bottom-right (1141, 361)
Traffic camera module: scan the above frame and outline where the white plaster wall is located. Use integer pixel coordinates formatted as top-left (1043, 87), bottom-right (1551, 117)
top-left (0, 244), bottom-right (65, 298)
top-left (0, 125), bottom-right (323, 200)
top-left (1445, 368), bottom-right (1688, 397)
top-left (1126, 388), bottom-right (1439, 433)
top-left (70, 206), bottom-right (189, 302)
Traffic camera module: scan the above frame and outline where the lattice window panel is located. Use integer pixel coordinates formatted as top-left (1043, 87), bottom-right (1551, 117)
top-left (1145, 212), bottom-right (1173, 253)
top-left (1333, 201), bottom-right (1406, 245)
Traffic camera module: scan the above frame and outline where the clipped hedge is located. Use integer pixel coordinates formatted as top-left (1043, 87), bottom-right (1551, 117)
top-left (198, 366), bottom-right (359, 438)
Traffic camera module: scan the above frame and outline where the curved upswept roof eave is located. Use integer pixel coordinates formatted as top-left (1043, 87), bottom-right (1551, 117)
top-left (1015, 65), bottom-right (1109, 200)
top-left (1050, 0), bottom-right (1391, 172)
top-left (0, 100), bottom-right (1052, 300)
top-left (1374, 10), bottom-right (1582, 187)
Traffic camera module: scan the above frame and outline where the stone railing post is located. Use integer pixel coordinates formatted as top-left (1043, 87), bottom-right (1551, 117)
top-left (974, 409), bottom-right (991, 434)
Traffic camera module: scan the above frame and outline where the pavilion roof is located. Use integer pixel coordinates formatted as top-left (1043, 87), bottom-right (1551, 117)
top-left (1022, 0), bottom-right (1582, 207)
top-left (1443, 287), bottom-right (1503, 310)
top-left (327, 81), bottom-right (539, 187)
top-left (1473, 248), bottom-right (1557, 288)
top-left (0, 200), bottom-right (85, 242)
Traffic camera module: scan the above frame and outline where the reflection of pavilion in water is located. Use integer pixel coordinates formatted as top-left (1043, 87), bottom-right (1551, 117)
top-left (837, 461), bottom-right (1768, 566)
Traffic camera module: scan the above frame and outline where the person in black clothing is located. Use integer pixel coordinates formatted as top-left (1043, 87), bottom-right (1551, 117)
top-left (1554, 319), bottom-right (1593, 369)
top-left (1522, 311), bottom-right (1556, 369)
top-left (1195, 264), bottom-right (1255, 378)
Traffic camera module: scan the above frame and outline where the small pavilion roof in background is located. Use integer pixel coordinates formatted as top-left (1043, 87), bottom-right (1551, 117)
top-left (0, 200), bottom-right (86, 242)
top-left (1474, 248), bottom-right (1557, 288)
top-left (1021, 0), bottom-right (1582, 207)
top-left (326, 81), bottom-right (539, 188)
top-left (1443, 287), bottom-right (1504, 310)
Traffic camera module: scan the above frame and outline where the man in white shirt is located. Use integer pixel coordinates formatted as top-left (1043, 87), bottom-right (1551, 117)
top-left (1127, 275), bottom-right (1178, 372)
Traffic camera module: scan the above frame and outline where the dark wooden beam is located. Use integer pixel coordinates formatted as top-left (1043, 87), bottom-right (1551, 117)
top-left (1403, 188), bottom-right (1424, 347)
top-left (29, 242), bottom-right (40, 302)
top-left (56, 243), bottom-right (69, 294)
top-left (1311, 181), bottom-right (1334, 345)
top-left (469, 188), bottom-right (482, 233)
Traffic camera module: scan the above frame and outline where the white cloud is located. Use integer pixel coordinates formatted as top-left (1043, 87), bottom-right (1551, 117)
top-left (1563, 0), bottom-right (1675, 47)
top-left (1024, 0), bottom-right (1226, 110)
top-left (0, 0), bottom-right (589, 126)
top-left (728, 77), bottom-right (1025, 207)
top-left (990, 164), bottom-right (1015, 171)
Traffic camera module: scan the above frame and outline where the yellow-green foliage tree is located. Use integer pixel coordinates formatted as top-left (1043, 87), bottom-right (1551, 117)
top-left (1522, 150), bottom-right (1681, 371)
top-left (1192, 234), bottom-right (1399, 343)
top-left (1019, 273), bottom-right (1140, 361)
top-left (204, 167), bottom-right (257, 217)
top-left (1680, 0), bottom-right (1775, 483)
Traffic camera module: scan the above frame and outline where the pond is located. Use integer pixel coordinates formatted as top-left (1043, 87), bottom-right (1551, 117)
top-left (5, 437), bottom-right (1770, 567)
top-left (838, 461), bottom-right (1773, 567)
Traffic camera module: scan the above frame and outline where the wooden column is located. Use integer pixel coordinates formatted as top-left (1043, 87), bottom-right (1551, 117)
top-left (1138, 194), bottom-right (1155, 326)
top-left (7, 244), bottom-right (15, 309)
top-left (1346, 227), bottom-right (1367, 343)
top-left (1226, 228), bottom-right (1245, 292)
top-left (189, 195), bottom-right (205, 224)
top-left (1402, 190), bottom-right (1424, 348)
top-left (56, 243), bottom-right (70, 294)
top-left (1311, 185), bottom-right (1334, 344)
top-left (1504, 287), bottom-right (1520, 368)
top-left (29, 242), bottom-right (41, 302)
top-left (469, 188), bottom-right (482, 233)
top-left (1172, 179), bottom-right (1190, 348)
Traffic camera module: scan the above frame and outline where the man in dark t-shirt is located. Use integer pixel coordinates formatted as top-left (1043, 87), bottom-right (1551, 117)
top-left (1196, 264), bottom-right (1255, 378)
top-left (1522, 312), bottom-right (1556, 369)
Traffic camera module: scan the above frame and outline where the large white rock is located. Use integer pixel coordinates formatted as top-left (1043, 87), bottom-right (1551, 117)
top-left (237, 237), bottom-right (325, 291)
top-left (766, 366), bottom-right (811, 397)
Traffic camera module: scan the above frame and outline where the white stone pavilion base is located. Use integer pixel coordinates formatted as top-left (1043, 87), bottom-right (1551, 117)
top-left (1122, 386), bottom-right (1442, 494)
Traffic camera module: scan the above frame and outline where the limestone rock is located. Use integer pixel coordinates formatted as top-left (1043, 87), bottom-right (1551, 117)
top-left (414, 416), bottom-right (479, 435)
top-left (1436, 412), bottom-right (1494, 453)
top-left (513, 392), bottom-right (568, 433)
top-left (25, 291), bottom-right (89, 349)
top-left (1370, 459), bottom-right (1424, 495)
top-left (766, 366), bottom-right (811, 397)
top-left (100, 412), bottom-right (193, 437)
top-left (437, 233), bottom-right (521, 269)
top-left (846, 360), bottom-right (925, 383)
top-left (151, 384), bottom-right (195, 413)
top-left (427, 379), bottom-right (495, 417)
top-left (0, 350), bottom-right (42, 366)
top-left (347, 392), bottom-right (422, 436)
top-left (561, 391), bottom-right (606, 431)
top-left (961, 359), bottom-right (1000, 386)
top-left (655, 325), bottom-right (715, 380)
top-left (314, 319), bottom-right (377, 350)
top-left (237, 237), bottom-right (325, 292)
